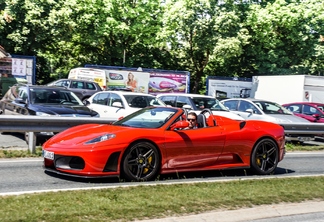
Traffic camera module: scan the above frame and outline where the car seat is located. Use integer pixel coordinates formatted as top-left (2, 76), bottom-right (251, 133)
top-left (197, 114), bottom-right (207, 128)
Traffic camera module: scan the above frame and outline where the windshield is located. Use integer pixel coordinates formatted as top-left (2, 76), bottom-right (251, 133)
top-left (254, 101), bottom-right (292, 115)
top-left (113, 107), bottom-right (177, 128)
top-left (191, 97), bottom-right (228, 111)
top-left (123, 95), bottom-right (166, 108)
top-left (30, 88), bottom-right (83, 105)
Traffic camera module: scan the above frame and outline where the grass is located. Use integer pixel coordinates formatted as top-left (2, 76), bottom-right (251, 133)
top-left (0, 177), bottom-right (323, 221)
top-left (0, 143), bottom-right (323, 221)
top-left (285, 142), bottom-right (324, 151)
top-left (0, 147), bottom-right (43, 158)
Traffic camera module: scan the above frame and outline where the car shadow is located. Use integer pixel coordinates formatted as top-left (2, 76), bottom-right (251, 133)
top-left (1, 132), bottom-right (25, 140)
top-left (44, 166), bottom-right (295, 184)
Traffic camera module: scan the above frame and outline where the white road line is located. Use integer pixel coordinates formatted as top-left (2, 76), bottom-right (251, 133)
top-left (0, 158), bottom-right (43, 163)
top-left (1, 174), bottom-right (324, 196)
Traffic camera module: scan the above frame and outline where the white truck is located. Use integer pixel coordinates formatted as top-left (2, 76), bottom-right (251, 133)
top-left (250, 75), bottom-right (324, 104)
top-left (206, 76), bottom-right (252, 99)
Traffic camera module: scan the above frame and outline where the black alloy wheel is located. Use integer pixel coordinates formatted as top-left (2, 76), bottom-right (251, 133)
top-left (251, 138), bottom-right (279, 175)
top-left (122, 142), bottom-right (160, 181)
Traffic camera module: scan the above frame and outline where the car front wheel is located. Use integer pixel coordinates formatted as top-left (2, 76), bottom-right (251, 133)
top-left (250, 138), bottom-right (278, 175)
top-left (121, 142), bottom-right (160, 181)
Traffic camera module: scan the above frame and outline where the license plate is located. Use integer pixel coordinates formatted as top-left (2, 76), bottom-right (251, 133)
top-left (43, 150), bottom-right (54, 160)
top-left (298, 137), bottom-right (312, 141)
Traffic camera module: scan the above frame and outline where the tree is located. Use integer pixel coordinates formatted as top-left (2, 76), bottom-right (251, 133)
top-left (244, 0), bottom-right (324, 75)
top-left (160, 0), bottom-right (250, 93)
top-left (1, 0), bottom-right (166, 83)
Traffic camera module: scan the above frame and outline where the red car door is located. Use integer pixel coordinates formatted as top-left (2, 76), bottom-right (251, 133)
top-left (163, 127), bottom-right (226, 170)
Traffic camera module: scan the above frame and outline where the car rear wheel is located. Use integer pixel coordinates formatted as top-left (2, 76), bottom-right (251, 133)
top-left (121, 142), bottom-right (160, 181)
top-left (250, 138), bottom-right (278, 175)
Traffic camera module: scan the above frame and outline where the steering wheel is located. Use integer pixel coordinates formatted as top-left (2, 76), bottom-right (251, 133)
top-left (200, 108), bottom-right (217, 126)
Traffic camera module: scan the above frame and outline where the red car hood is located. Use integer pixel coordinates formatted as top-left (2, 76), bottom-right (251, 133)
top-left (44, 124), bottom-right (131, 147)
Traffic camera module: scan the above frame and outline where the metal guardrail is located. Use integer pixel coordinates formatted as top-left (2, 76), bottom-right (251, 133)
top-left (1, 115), bottom-right (324, 153)
top-left (280, 122), bottom-right (324, 135)
top-left (0, 115), bottom-right (115, 153)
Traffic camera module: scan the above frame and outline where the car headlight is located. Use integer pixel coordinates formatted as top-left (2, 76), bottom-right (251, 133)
top-left (84, 134), bottom-right (116, 144)
top-left (36, 112), bottom-right (54, 116)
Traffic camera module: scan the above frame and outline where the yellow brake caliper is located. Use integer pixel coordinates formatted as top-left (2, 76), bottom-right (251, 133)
top-left (143, 156), bottom-right (152, 174)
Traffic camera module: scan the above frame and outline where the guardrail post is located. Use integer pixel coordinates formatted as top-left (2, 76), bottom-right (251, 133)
top-left (28, 132), bottom-right (36, 154)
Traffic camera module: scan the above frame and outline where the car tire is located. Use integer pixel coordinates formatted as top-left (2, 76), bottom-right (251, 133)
top-left (250, 138), bottom-right (279, 175)
top-left (121, 141), bottom-right (160, 181)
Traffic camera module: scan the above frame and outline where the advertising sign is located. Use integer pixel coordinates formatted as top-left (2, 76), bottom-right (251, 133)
top-left (148, 72), bottom-right (188, 95)
top-left (0, 55), bottom-right (36, 84)
top-left (106, 70), bottom-right (150, 93)
top-left (84, 64), bottom-right (190, 95)
top-left (207, 76), bottom-right (252, 99)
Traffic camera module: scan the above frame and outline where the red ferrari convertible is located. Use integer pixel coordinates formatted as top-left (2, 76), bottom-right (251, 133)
top-left (43, 107), bottom-right (286, 181)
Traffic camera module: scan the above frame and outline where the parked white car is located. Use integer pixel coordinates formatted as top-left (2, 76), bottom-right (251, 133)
top-left (156, 93), bottom-right (244, 120)
top-left (85, 91), bottom-right (166, 120)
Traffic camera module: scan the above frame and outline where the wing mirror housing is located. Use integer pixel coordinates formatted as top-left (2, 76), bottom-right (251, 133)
top-left (170, 120), bottom-right (189, 131)
top-left (14, 98), bottom-right (27, 104)
top-left (312, 114), bottom-right (321, 120)
top-left (112, 102), bottom-right (123, 108)
top-left (182, 104), bottom-right (192, 109)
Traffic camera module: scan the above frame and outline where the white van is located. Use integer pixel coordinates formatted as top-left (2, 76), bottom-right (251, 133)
top-left (68, 67), bottom-right (109, 90)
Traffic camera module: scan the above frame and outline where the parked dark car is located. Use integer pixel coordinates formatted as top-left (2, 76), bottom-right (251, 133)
top-left (46, 79), bottom-right (102, 104)
top-left (282, 102), bottom-right (324, 123)
top-left (0, 84), bottom-right (99, 144)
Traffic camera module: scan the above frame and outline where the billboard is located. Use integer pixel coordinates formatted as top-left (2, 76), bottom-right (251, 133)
top-left (0, 55), bottom-right (36, 84)
top-left (84, 64), bottom-right (190, 95)
top-left (206, 76), bottom-right (252, 99)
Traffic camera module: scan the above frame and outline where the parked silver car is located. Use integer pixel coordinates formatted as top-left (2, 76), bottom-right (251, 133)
top-left (46, 78), bottom-right (102, 104)
top-left (221, 98), bottom-right (312, 142)
top-left (156, 93), bottom-right (244, 120)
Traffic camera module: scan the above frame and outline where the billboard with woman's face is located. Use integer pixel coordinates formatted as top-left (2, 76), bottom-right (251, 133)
top-left (106, 71), bottom-right (150, 93)
top-left (84, 64), bottom-right (190, 95)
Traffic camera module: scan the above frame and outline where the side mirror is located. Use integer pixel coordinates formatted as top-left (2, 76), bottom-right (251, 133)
top-left (170, 120), bottom-right (189, 131)
top-left (312, 114), bottom-right (321, 120)
top-left (14, 98), bottom-right (27, 104)
top-left (84, 100), bottom-right (90, 106)
top-left (112, 102), bottom-right (123, 108)
top-left (246, 108), bottom-right (254, 114)
top-left (182, 104), bottom-right (192, 110)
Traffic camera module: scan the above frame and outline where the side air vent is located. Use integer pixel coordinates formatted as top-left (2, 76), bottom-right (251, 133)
top-left (239, 121), bottom-right (246, 130)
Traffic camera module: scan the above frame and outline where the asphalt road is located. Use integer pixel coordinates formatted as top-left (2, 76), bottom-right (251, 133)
top-left (0, 132), bottom-right (28, 149)
top-left (0, 151), bottom-right (324, 195)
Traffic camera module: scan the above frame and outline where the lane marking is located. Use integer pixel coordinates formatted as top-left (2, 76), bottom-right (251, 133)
top-left (1, 174), bottom-right (324, 196)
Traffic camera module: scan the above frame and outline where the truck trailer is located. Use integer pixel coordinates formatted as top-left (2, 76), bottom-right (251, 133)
top-left (250, 75), bottom-right (324, 104)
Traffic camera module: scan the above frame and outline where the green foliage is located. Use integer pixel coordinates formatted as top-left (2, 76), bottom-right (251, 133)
top-left (1, 0), bottom-right (324, 88)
